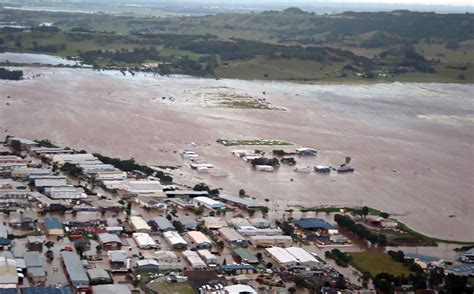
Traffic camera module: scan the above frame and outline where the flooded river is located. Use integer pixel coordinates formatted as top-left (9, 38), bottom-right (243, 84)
top-left (1, 66), bottom-right (473, 241)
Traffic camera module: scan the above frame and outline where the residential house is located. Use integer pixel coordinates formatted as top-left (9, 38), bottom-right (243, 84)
top-left (97, 233), bottom-right (122, 250)
top-left (24, 251), bottom-right (47, 283)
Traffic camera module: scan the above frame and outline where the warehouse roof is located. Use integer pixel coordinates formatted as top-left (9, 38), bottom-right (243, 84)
top-left (61, 252), bottom-right (89, 286)
top-left (98, 233), bottom-right (122, 245)
top-left (217, 194), bottom-right (260, 208)
top-left (266, 247), bottom-right (298, 265)
top-left (294, 218), bottom-right (335, 230)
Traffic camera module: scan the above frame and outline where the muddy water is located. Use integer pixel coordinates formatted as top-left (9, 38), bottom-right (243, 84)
top-left (1, 67), bottom-right (473, 241)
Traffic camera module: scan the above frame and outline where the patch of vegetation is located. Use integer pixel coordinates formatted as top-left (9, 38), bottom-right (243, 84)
top-left (0, 68), bottom-right (23, 80)
top-left (351, 251), bottom-right (411, 277)
top-left (147, 281), bottom-right (195, 294)
top-left (334, 214), bottom-right (387, 246)
top-left (325, 249), bottom-right (352, 267)
top-left (93, 153), bottom-right (173, 183)
top-left (216, 139), bottom-right (292, 146)
top-left (250, 157), bottom-right (280, 167)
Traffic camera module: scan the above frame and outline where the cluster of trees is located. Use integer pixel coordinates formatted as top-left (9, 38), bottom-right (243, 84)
top-left (272, 149), bottom-right (295, 156)
top-left (192, 183), bottom-right (220, 196)
top-left (250, 157), bottom-right (280, 167)
top-left (30, 41), bottom-right (66, 53)
top-left (93, 153), bottom-right (172, 183)
top-left (281, 157), bottom-right (296, 165)
top-left (0, 68), bottom-right (23, 80)
top-left (80, 47), bottom-right (160, 65)
top-left (334, 214), bottom-right (387, 246)
top-left (325, 249), bottom-right (353, 267)
top-left (60, 162), bottom-right (82, 177)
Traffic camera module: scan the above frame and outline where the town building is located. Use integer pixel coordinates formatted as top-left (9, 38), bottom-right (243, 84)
top-left (197, 249), bottom-right (218, 266)
top-left (163, 231), bottom-right (188, 249)
top-left (187, 231), bottom-right (213, 249)
top-left (149, 217), bottom-right (174, 232)
top-left (203, 217), bottom-right (228, 230)
top-left (43, 217), bottom-right (64, 236)
top-left (61, 251), bottom-right (89, 288)
top-left (249, 235), bottom-right (293, 247)
top-left (132, 233), bottom-right (157, 249)
top-left (97, 233), bottom-right (122, 250)
top-left (266, 247), bottom-right (298, 266)
top-left (182, 250), bottom-right (207, 269)
top-left (217, 194), bottom-right (260, 209)
top-left (24, 251), bottom-right (47, 283)
top-left (87, 267), bottom-right (113, 285)
top-left (233, 248), bottom-right (258, 264)
top-left (129, 216), bottom-right (151, 232)
top-left (193, 197), bottom-right (226, 210)
top-left (219, 227), bottom-right (247, 247)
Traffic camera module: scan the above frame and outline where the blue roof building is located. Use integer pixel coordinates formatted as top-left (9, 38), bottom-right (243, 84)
top-left (294, 218), bottom-right (335, 231)
top-left (43, 217), bottom-right (63, 230)
top-left (22, 286), bottom-right (73, 294)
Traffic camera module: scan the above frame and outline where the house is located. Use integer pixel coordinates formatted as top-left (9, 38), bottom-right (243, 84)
top-left (135, 259), bottom-right (159, 271)
top-left (107, 251), bottom-right (129, 271)
top-left (266, 247), bottom-right (298, 266)
top-left (250, 235), bottom-right (293, 248)
top-left (148, 217), bottom-right (174, 232)
top-left (154, 250), bottom-right (178, 264)
top-left (9, 217), bottom-right (36, 230)
top-left (95, 170), bottom-right (127, 181)
top-left (238, 227), bottom-right (283, 237)
top-left (61, 251), bottom-right (89, 288)
top-left (337, 166), bottom-right (354, 173)
top-left (91, 284), bottom-right (131, 294)
top-left (182, 250), bottom-right (206, 269)
top-left (294, 218), bottom-right (336, 234)
top-left (132, 233), bottom-right (157, 249)
top-left (221, 263), bottom-right (256, 275)
top-left (135, 196), bottom-right (167, 210)
top-left (295, 166), bottom-right (312, 173)
top-left (255, 165), bottom-right (274, 172)
top-left (43, 217), bottom-right (64, 236)
top-left (27, 236), bottom-right (45, 252)
top-left (129, 216), bottom-right (151, 232)
top-left (445, 264), bottom-right (474, 276)
top-left (193, 197), bottom-right (226, 210)
top-left (285, 246), bottom-right (320, 267)
top-left (314, 165), bottom-right (331, 173)
top-left (228, 218), bottom-right (253, 230)
top-left (24, 251), bottom-right (47, 283)
top-left (295, 148), bottom-right (317, 156)
top-left (249, 218), bottom-right (270, 229)
top-left (180, 215), bottom-right (198, 230)
top-left (97, 233), bottom-right (122, 250)
top-left (163, 231), bottom-right (188, 249)
top-left (87, 268), bottom-right (113, 285)
top-left (219, 227), bottom-right (247, 247)
top-left (459, 248), bottom-right (474, 263)
top-left (45, 186), bottom-right (85, 200)
top-left (0, 256), bottom-right (18, 288)
top-left (187, 231), bottom-right (213, 249)
top-left (217, 194), bottom-right (260, 209)
top-left (197, 249), bottom-right (217, 266)
top-left (233, 248), bottom-right (258, 264)
top-left (6, 137), bottom-right (38, 150)
top-left (225, 284), bottom-right (257, 294)
top-left (203, 217), bottom-right (228, 230)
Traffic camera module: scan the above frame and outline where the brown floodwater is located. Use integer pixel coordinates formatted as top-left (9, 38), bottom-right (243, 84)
top-left (1, 67), bottom-right (473, 241)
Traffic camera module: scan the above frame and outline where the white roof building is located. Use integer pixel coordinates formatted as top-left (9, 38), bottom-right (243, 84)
top-left (266, 247), bottom-right (298, 266)
top-left (163, 231), bottom-right (188, 248)
top-left (132, 233), bottom-right (157, 249)
top-left (286, 246), bottom-right (320, 266)
top-left (193, 197), bottom-right (226, 210)
top-left (154, 250), bottom-right (178, 263)
top-left (203, 217), bottom-right (228, 230)
top-left (225, 284), bottom-right (257, 294)
top-left (129, 216), bottom-right (151, 232)
top-left (182, 250), bottom-right (207, 269)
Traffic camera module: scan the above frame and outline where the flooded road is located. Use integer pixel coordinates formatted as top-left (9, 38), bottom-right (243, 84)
top-left (1, 66), bottom-right (473, 241)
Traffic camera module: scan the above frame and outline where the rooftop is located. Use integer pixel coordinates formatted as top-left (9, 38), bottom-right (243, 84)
top-left (294, 218), bottom-right (335, 230)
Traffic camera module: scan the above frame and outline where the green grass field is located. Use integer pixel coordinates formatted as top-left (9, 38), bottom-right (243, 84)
top-left (351, 251), bottom-right (411, 277)
top-left (147, 281), bottom-right (195, 294)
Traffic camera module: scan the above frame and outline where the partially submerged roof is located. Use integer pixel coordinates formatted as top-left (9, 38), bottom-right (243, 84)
top-left (294, 218), bottom-right (335, 230)
top-left (43, 217), bottom-right (63, 230)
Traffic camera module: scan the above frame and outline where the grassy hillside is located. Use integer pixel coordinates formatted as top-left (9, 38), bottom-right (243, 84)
top-left (0, 8), bottom-right (472, 82)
